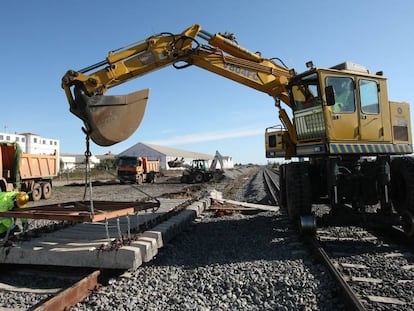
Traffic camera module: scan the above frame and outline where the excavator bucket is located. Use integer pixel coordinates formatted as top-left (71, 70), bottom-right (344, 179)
top-left (71, 88), bottom-right (150, 146)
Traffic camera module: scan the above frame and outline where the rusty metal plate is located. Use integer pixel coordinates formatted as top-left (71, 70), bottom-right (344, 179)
top-left (0, 200), bottom-right (160, 222)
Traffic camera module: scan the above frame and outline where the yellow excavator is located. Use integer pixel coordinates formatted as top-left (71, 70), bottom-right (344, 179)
top-left (62, 24), bottom-right (414, 235)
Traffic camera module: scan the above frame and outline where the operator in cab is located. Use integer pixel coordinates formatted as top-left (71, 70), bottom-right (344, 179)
top-left (327, 77), bottom-right (355, 113)
top-left (0, 191), bottom-right (29, 238)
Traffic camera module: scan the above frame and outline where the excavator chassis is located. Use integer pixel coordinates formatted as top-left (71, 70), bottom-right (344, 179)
top-left (280, 156), bottom-right (414, 236)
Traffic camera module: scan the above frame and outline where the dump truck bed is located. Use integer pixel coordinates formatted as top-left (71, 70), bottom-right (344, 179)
top-left (20, 152), bottom-right (58, 179)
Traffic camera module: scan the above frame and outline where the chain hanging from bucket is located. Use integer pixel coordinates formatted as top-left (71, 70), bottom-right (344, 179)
top-left (82, 127), bottom-right (95, 215)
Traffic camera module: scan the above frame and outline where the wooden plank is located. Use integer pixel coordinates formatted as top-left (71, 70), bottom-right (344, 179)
top-left (350, 276), bottom-right (382, 283)
top-left (340, 263), bottom-right (367, 269)
top-left (367, 295), bottom-right (405, 305)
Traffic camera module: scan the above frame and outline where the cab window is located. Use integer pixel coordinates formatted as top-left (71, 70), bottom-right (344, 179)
top-left (291, 73), bottom-right (321, 111)
top-left (268, 134), bottom-right (276, 148)
top-left (326, 76), bottom-right (355, 113)
top-left (359, 79), bottom-right (379, 114)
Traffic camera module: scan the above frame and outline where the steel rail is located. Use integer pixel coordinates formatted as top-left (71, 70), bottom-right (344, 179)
top-left (304, 236), bottom-right (367, 311)
top-left (262, 167), bottom-right (280, 205)
top-left (33, 270), bottom-right (101, 311)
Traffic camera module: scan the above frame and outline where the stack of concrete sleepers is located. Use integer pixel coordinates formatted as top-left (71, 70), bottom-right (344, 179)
top-left (0, 197), bottom-right (211, 270)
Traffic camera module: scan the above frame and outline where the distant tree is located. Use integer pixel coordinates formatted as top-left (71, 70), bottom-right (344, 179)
top-left (97, 158), bottom-right (116, 170)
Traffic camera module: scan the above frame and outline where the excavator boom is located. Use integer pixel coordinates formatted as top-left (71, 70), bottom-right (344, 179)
top-left (62, 24), bottom-right (292, 146)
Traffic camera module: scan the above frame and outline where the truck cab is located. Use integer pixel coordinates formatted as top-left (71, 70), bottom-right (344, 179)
top-left (116, 156), bottom-right (159, 184)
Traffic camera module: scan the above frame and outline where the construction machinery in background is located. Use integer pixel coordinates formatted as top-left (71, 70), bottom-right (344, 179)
top-left (62, 24), bottom-right (414, 235)
top-left (168, 157), bottom-right (185, 168)
top-left (169, 151), bottom-right (224, 183)
top-left (182, 155), bottom-right (224, 184)
top-left (0, 142), bottom-right (58, 201)
top-left (180, 159), bottom-right (212, 183)
top-left (116, 156), bottom-right (159, 184)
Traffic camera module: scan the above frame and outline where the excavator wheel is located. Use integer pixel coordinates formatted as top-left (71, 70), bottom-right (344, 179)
top-left (285, 162), bottom-right (312, 222)
top-left (390, 157), bottom-right (414, 235)
top-left (390, 157), bottom-right (414, 214)
top-left (400, 211), bottom-right (414, 237)
top-left (278, 164), bottom-right (287, 208)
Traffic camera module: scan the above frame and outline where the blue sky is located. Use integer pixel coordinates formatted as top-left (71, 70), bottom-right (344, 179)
top-left (1, 1), bottom-right (413, 164)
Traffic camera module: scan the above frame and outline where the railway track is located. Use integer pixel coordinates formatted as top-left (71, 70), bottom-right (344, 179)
top-left (2, 166), bottom-right (413, 310)
top-left (262, 167), bottom-right (280, 205)
top-left (310, 227), bottom-right (414, 310)
top-left (0, 184), bottom-right (206, 310)
top-left (262, 165), bottom-right (414, 310)
top-left (0, 265), bottom-right (101, 311)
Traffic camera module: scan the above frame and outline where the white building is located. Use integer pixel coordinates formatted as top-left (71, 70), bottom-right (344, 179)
top-left (0, 132), bottom-right (59, 155)
top-left (60, 153), bottom-right (100, 171)
top-left (117, 142), bottom-right (234, 170)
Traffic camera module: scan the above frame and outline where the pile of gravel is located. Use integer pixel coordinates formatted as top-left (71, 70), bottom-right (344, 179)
top-left (73, 169), bottom-right (345, 311)
top-left (74, 211), bottom-right (344, 310)
top-left (0, 166), bottom-right (346, 310)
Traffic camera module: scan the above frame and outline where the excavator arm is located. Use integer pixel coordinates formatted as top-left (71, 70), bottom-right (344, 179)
top-left (62, 24), bottom-right (295, 146)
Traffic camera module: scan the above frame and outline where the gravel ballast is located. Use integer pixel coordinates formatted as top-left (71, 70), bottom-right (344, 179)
top-left (74, 211), bottom-right (344, 311)
top-left (71, 167), bottom-right (345, 310)
top-left (0, 167), bottom-right (346, 310)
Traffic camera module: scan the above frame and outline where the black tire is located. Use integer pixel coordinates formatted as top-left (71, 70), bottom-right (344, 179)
top-left (390, 157), bottom-right (414, 214)
top-left (41, 182), bottom-right (52, 199)
top-left (279, 164), bottom-right (287, 208)
top-left (181, 175), bottom-right (188, 183)
top-left (146, 172), bottom-right (155, 183)
top-left (194, 172), bottom-right (204, 183)
top-left (30, 183), bottom-right (42, 201)
top-left (204, 172), bottom-right (213, 182)
top-left (285, 162), bottom-right (312, 221)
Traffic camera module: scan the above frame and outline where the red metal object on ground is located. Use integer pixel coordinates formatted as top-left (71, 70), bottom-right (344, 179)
top-left (34, 270), bottom-right (101, 311)
top-left (0, 200), bottom-right (160, 222)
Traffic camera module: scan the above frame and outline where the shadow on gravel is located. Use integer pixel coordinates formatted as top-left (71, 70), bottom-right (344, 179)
top-left (62, 180), bottom-right (119, 187)
top-left (151, 213), bottom-right (301, 268)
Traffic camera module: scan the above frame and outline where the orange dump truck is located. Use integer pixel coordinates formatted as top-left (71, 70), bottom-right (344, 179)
top-left (0, 142), bottom-right (58, 201)
top-left (116, 156), bottom-right (159, 184)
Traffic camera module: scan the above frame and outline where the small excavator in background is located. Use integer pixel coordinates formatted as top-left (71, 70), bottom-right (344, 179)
top-left (62, 24), bottom-right (414, 235)
top-left (181, 151), bottom-right (225, 183)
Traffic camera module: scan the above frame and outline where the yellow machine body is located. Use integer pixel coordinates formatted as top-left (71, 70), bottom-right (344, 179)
top-left (266, 65), bottom-right (412, 158)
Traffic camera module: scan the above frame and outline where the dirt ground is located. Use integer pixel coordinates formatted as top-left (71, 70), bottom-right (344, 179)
top-left (29, 167), bottom-right (259, 208)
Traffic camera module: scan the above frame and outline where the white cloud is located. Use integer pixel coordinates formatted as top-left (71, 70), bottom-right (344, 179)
top-left (149, 127), bottom-right (263, 146)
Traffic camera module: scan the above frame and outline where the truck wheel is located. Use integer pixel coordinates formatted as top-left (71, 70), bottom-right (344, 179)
top-left (30, 183), bottom-right (42, 201)
top-left (136, 175), bottom-right (143, 184)
top-left (194, 172), bottom-right (204, 183)
top-left (147, 172), bottom-right (156, 183)
top-left (285, 162), bottom-right (312, 221)
top-left (41, 182), bottom-right (52, 199)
